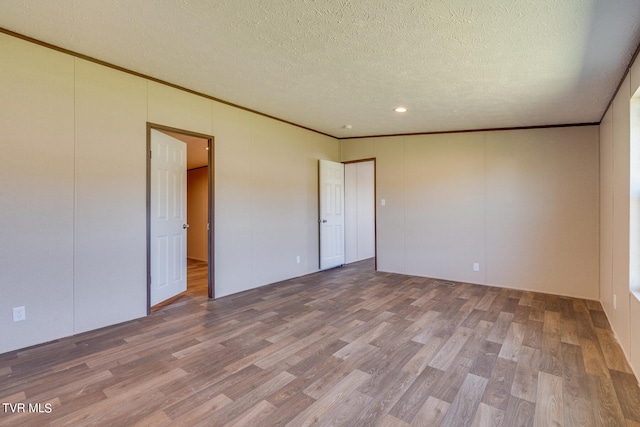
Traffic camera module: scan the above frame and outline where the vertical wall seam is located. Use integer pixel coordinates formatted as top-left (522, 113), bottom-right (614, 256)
top-left (146, 80), bottom-right (149, 122)
top-left (403, 136), bottom-right (407, 273)
top-left (145, 79), bottom-right (150, 313)
top-left (610, 108), bottom-right (615, 317)
top-left (595, 127), bottom-right (600, 301)
top-left (72, 57), bottom-right (77, 332)
top-left (483, 132), bottom-right (488, 286)
top-left (594, 128), bottom-right (599, 300)
top-left (249, 115), bottom-right (254, 287)
top-left (354, 164), bottom-right (359, 260)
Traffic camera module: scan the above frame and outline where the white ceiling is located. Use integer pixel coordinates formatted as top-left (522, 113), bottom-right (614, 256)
top-left (2, 0), bottom-right (640, 138)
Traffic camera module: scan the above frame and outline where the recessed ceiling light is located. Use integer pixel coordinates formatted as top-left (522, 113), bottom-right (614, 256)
top-left (343, 124), bottom-right (353, 129)
top-left (394, 107), bottom-right (407, 113)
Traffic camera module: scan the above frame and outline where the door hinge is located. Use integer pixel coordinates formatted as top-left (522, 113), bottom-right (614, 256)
top-left (149, 150), bottom-right (152, 159)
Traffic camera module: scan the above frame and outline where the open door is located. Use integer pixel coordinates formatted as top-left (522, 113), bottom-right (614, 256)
top-left (150, 129), bottom-right (187, 305)
top-left (319, 159), bottom-right (345, 270)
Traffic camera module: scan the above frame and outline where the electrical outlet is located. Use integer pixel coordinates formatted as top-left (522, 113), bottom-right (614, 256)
top-left (614, 294), bottom-right (617, 310)
top-left (12, 306), bottom-right (25, 322)
top-left (296, 256), bottom-right (301, 264)
top-left (473, 263), bottom-right (480, 272)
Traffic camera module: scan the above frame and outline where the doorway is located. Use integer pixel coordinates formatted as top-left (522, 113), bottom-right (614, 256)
top-left (344, 159), bottom-right (376, 269)
top-left (147, 123), bottom-right (214, 313)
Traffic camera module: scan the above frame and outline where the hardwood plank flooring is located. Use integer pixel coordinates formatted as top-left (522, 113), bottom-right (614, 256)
top-left (1, 259), bottom-right (639, 426)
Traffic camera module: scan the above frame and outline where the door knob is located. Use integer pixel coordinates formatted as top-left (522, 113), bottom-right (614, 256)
top-left (183, 224), bottom-right (190, 229)
top-left (322, 219), bottom-right (327, 223)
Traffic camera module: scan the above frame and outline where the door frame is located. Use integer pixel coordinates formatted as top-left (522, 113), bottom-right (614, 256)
top-left (146, 122), bottom-right (215, 314)
top-left (343, 158), bottom-right (377, 270)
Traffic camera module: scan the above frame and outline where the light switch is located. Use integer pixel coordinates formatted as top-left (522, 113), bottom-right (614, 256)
top-left (381, 199), bottom-right (386, 206)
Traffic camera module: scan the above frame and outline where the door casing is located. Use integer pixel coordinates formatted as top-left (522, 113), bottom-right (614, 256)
top-left (146, 123), bottom-right (214, 314)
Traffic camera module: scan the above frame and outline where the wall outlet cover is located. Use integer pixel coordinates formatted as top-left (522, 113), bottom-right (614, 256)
top-left (12, 306), bottom-right (25, 322)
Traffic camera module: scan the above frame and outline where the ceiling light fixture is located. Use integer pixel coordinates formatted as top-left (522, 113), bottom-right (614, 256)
top-left (343, 124), bottom-right (353, 129)
top-left (394, 107), bottom-right (407, 113)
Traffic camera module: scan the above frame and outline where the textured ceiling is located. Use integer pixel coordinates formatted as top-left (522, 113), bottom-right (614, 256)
top-left (2, 0), bottom-right (640, 138)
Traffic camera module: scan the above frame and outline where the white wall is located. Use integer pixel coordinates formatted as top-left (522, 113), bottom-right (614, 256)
top-left (630, 98), bottom-right (640, 294)
top-left (341, 126), bottom-right (600, 299)
top-left (0, 32), bottom-right (339, 354)
top-left (345, 161), bottom-right (375, 263)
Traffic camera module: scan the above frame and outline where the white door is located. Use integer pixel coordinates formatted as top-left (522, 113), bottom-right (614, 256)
top-left (319, 159), bottom-right (345, 270)
top-left (150, 129), bottom-right (187, 306)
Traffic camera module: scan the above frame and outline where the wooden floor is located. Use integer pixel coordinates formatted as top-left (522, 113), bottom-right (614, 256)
top-left (1, 259), bottom-right (639, 426)
top-left (186, 258), bottom-right (209, 297)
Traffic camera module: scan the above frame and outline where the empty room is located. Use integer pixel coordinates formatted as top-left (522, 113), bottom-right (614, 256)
top-left (1, 1), bottom-right (640, 425)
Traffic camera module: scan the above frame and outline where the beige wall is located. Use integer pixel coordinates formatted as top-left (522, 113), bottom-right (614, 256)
top-left (0, 33), bottom-right (339, 354)
top-left (405, 133), bottom-right (485, 284)
top-left (2, 29), bottom-right (628, 368)
top-left (600, 51), bottom-right (640, 378)
top-left (74, 59), bottom-right (148, 333)
top-left (187, 167), bottom-right (208, 261)
top-left (212, 108), bottom-right (339, 297)
top-left (341, 126), bottom-right (600, 299)
top-left (600, 108), bottom-right (614, 316)
top-left (1, 34), bottom-right (75, 350)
